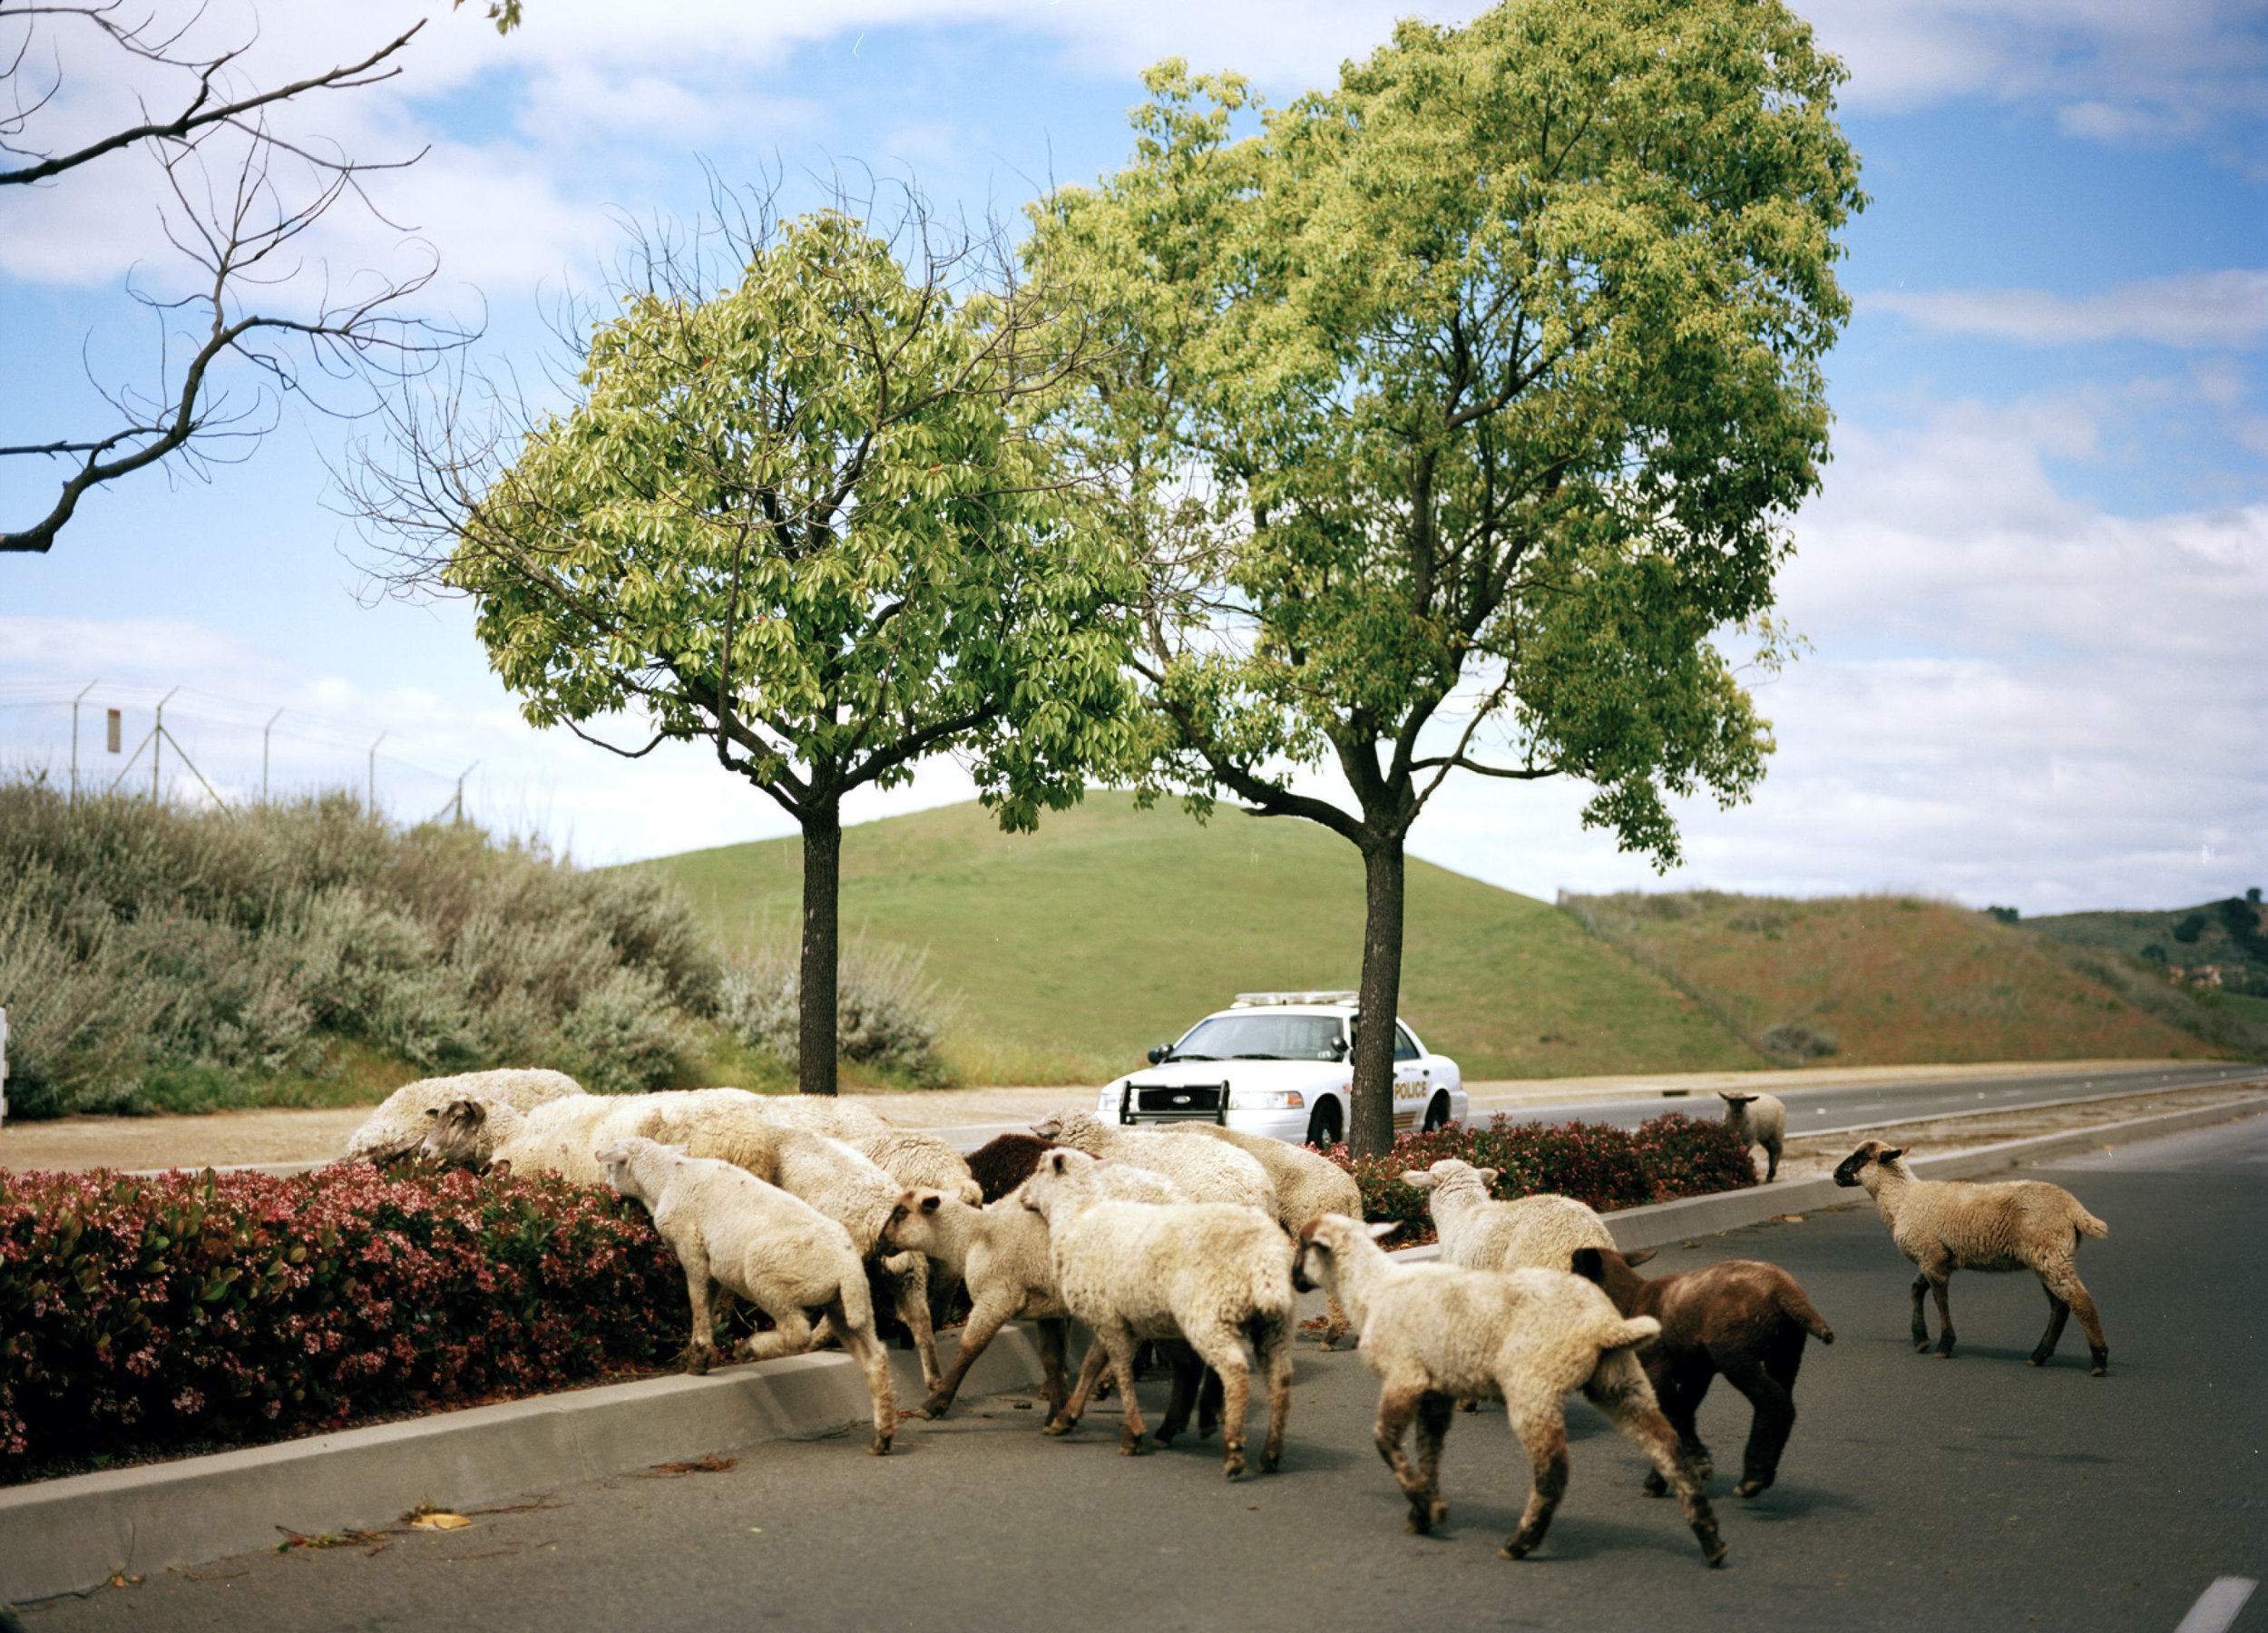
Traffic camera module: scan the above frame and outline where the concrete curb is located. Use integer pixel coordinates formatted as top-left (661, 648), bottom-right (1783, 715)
top-left (7, 1092), bottom-right (2263, 1607)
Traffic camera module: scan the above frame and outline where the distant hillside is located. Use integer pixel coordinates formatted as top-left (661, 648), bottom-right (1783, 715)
top-left (2023, 896), bottom-right (2268, 991)
top-left (657, 795), bottom-right (1765, 1082)
top-left (1560, 889), bottom-right (2248, 1066)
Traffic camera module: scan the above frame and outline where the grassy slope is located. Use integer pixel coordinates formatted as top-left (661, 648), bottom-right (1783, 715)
top-left (1562, 891), bottom-right (2224, 1065)
top-left (659, 793), bottom-right (1765, 1082)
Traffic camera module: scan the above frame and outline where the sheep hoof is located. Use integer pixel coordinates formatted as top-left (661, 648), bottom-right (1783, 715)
top-left (1041, 1417), bottom-right (1076, 1437)
top-left (1119, 1431), bottom-right (1148, 1457)
top-left (870, 1436), bottom-right (892, 1456)
top-left (1735, 1478), bottom-right (1770, 1499)
top-left (1912, 1340), bottom-right (1932, 1354)
top-left (1431, 1501), bottom-right (1449, 1524)
top-left (1222, 1453), bottom-right (1246, 1480)
top-left (2089, 1349), bottom-right (2108, 1376)
top-left (1642, 1471), bottom-right (1668, 1498)
top-left (1500, 1540), bottom-right (1536, 1561)
top-left (1695, 1525), bottom-right (1728, 1568)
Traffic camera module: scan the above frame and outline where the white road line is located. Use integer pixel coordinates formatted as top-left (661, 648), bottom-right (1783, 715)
top-left (2175, 1577), bottom-right (2258, 1633)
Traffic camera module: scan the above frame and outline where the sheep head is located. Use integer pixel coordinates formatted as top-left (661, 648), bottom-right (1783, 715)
top-left (1291, 1215), bottom-right (1396, 1293)
top-left (1833, 1140), bottom-right (1904, 1188)
top-left (884, 1188), bottom-right (947, 1251)
top-left (1401, 1158), bottom-right (1499, 1195)
top-left (422, 1100), bottom-right (494, 1169)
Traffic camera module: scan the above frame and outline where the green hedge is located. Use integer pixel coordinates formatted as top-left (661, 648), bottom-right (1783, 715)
top-left (1323, 1111), bottom-right (1757, 1238)
top-left (0, 1163), bottom-right (682, 1475)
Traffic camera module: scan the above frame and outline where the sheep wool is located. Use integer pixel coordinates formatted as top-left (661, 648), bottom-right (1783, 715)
top-left (1166, 1121), bottom-right (1364, 1348)
top-left (1030, 1110), bottom-right (1278, 1217)
top-left (1574, 1244), bottom-right (1833, 1498)
top-left (1021, 1149), bottom-right (1295, 1480)
top-left (343, 1068), bottom-right (583, 1164)
top-left (1716, 1090), bottom-right (1787, 1183)
top-left (1404, 1159), bottom-right (1615, 1274)
top-left (595, 1137), bottom-right (895, 1455)
top-left (1293, 1215), bottom-right (1725, 1568)
top-left (1833, 1139), bottom-right (2110, 1375)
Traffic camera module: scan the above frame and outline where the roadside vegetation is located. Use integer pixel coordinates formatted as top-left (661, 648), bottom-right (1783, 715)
top-left (1559, 890), bottom-right (2262, 1065)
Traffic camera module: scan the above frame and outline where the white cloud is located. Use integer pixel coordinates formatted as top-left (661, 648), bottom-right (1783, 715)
top-left (1867, 270), bottom-right (2268, 351)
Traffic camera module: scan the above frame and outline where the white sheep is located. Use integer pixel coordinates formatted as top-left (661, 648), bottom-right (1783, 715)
top-left (592, 1136), bottom-right (895, 1455)
top-left (1020, 1148), bottom-right (1295, 1480)
top-left (1166, 1121), bottom-right (1364, 1348)
top-left (769, 1129), bottom-right (943, 1393)
top-left (851, 1128), bottom-right (983, 1207)
top-left (883, 1158), bottom-right (1188, 1423)
top-left (1833, 1138), bottom-right (2110, 1374)
top-left (343, 1068), bottom-right (583, 1163)
top-left (1030, 1110), bottom-right (1278, 1215)
top-left (1292, 1214), bottom-right (1725, 1567)
top-left (1717, 1089), bottom-right (1787, 1182)
top-left (421, 1089), bottom-right (790, 1188)
top-left (1404, 1159), bottom-right (1615, 1273)
top-left (744, 1095), bottom-right (894, 1139)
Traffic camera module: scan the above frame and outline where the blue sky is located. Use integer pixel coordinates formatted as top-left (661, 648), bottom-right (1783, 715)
top-left (3, 0), bottom-right (2263, 914)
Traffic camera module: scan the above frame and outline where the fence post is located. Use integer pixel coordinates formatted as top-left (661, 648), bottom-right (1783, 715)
top-left (2, 1006), bottom-right (10, 1124)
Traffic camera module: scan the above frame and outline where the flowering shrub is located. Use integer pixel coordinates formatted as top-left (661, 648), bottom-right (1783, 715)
top-left (1320, 1111), bottom-right (1756, 1240)
top-left (0, 1162), bottom-right (683, 1474)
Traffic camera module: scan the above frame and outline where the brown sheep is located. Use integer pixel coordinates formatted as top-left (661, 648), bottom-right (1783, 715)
top-left (1573, 1245), bottom-right (1833, 1498)
top-left (966, 1133), bottom-right (1064, 1203)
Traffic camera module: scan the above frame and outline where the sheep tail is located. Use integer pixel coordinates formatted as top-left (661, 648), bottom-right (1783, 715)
top-left (2072, 1205), bottom-right (2109, 1239)
top-left (1777, 1284), bottom-right (1835, 1345)
top-left (958, 1178), bottom-right (984, 1207)
top-left (1599, 1314), bottom-right (1661, 1352)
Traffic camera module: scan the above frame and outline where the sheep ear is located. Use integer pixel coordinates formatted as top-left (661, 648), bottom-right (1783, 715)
top-left (1401, 1170), bottom-right (1433, 1189)
top-left (1625, 1247), bottom-right (1658, 1267)
top-left (1366, 1220), bottom-right (1401, 1243)
top-left (1477, 1167), bottom-right (1500, 1186)
top-left (424, 1107), bottom-right (440, 1120)
top-left (1882, 1147), bottom-right (1903, 1163)
top-left (921, 1193), bottom-right (943, 1214)
top-left (1570, 1247), bottom-right (1606, 1284)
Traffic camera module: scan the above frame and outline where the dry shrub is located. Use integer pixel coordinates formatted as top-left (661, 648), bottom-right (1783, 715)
top-left (718, 931), bottom-right (963, 1087)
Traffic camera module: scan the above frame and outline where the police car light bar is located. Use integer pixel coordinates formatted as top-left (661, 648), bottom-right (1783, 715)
top-left (1230, 990), bottom-right (1360, 1007)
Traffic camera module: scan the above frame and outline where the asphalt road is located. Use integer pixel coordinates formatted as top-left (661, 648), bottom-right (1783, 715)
top-left (1486, 1060), bottom-right (2264, 1138)
top-left (20, 1111), bottom-right (2263, 1633)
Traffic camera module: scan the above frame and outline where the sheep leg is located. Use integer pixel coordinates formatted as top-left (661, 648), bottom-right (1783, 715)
top-left (1910, 1271), bottom-right (1933, 1350)
top-left (826, 1296), bottom-right (896, 1457)
top-left (1720, 1352), bottom-right (1796, 1498)
top-left (1182, 1325), bottom-right (1253, 1479)
top-left (1412, 1389), bottom-right (1455, 1523)
top-left (1764, 1139), bottom-right (1781, 1183)
top-left (1047, 1337), bottom-right (1112, 1434)
top-left (737, 1304), bottom-right (817, 1364)
top-left (1033, 1317), bottom-right (1072, 1422)
top-left (913, 1289), bottom-right (1020, 1419)
top-left (1197, 1367), bottom-right (1224, 1440)
top-left (1585, 1348), bottom-right (1726, 1567)
top-left (2029, 1282), bottom-right (2072, 1367)
top-left (1100, 1325), bottom-right (1149, 1455)
top-left (1928, 1271), bottom-right (1958, 1358)
top-left (1318, 1291), bottom-right (1354, 1351)
top-left (1499, 1393), bottom-right (1570, 1560)
top-left (1155, 1345), bottom-right (1204, 1446)
top-left (1256, 1312), bottom-right (1295, 1474)
top-left (881, 1252), bottom-right (943, 1392)
top-left (675, 1247), bottom-right (722, 1375)
top-left (2037, 1261), bottom-right (2108, 1375)
top-left (1373, 1380), bottom-right (1443, 1534)
top-left (1642, 1357), bottom-right (1714, 1495)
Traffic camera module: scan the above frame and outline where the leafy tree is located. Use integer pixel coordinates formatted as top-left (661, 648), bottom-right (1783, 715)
top-left (1986, 905), bottom-right (2020, 925)
top-left (2173, 913), bottom-right (2207, 945)
top-left (353, 204), bottom-right (1135, 1094)
top-left (1031, 0), bottom-right (1864, 1153)
top-left (1, 5), bottom-right (466, 553)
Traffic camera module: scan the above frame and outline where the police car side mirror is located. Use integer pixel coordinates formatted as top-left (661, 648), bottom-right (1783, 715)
top-left (1147, 1045), bottom-right (1168, 1065)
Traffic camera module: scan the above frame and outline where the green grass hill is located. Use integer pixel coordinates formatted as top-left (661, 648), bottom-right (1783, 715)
top-left (657, 794), bottom-right (1765, 1083)
top-left (1560, 889), bottom-right (2252, 1066)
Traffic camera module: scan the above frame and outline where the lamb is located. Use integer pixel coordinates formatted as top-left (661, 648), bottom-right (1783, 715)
top-left (1292, 1214), bottom-right (1725, 1567)
top-left (1166, 1121), bottom-right (1364, 1348)
top-left (1021, 1147), bottom-right (1296, 1479)
top-left (1572, 1245), bottom-right (1833, 1497)
top-left (1833, 1139), bottom-right (2110, 1374)
top-left (768, 1129), bottom-right (944, 1393)
top-left (1717, 1089), bottom-right (1787, 1182)
top-left (1030, 1110), bottom-right (1278, 1216)
top-left (883, 1158), bottom-right (1187, 1422)
top-left (965, 1133), bottom-right (1064, 1203)
top-left (343, 1068), bottom-right (583, 1164)
top-left (745, 1095), bottom-right (894, 1139)
top-left (1404, 1159), bottom-right (1615, 1273)
top-left (849, 1128), bottom-right (983, 1207)
top-left (592, 1136), bottom-right (894, 1455)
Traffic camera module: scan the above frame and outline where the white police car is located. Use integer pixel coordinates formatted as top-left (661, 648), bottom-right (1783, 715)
top-left (1096, 992), bottom-right (1466, 1148)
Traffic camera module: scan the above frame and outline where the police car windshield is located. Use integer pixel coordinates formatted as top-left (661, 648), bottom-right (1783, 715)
top-left (1168, 1013), bottom-right (1344, 1062)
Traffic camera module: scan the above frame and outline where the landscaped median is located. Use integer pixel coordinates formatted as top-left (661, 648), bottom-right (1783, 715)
top-left (2, 1095), bottom-right (2262, 1608)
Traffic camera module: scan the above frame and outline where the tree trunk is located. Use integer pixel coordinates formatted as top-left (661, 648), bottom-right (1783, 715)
top-left (797, 803), bottom-right (842, 1096)
top-left (1348, 833), bottom-right (1407, 1157)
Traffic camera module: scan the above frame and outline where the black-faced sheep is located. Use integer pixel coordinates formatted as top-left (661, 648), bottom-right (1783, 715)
top-left (1572, 1245), bottom-right (1833, 1497)
top-left (1293, 1215), bottom-right (1725, 1567)
top-left (1833, 1139), bottom-right (2109, 1374)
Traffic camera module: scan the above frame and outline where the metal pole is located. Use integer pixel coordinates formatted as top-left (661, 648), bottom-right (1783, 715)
top-left (152, 687), bottom-right (177, 802)
top-left (70, 680), bottom-right (98, 802)
top-left (263, 709), bottom-right (283, 803)
top-left (367, 731), bottom-right (386, 815)
top-left (454, 761), bottom-right (478, 826)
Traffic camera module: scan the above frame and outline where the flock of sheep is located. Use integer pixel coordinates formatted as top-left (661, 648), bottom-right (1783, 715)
top-left (342, 1069), bottom-right (2115, 1569)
